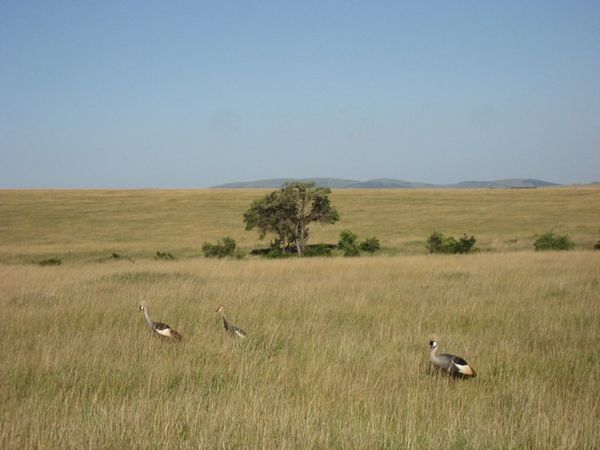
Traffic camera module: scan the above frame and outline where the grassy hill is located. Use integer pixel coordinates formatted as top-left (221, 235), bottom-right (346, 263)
top-left (1, 187), bottom-right (599, 448)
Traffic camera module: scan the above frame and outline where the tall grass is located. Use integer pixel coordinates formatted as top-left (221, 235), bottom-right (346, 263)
top-left (1, 252), bottom-right (599, 448)
top-left (1, 188), bottom-right (598, 448)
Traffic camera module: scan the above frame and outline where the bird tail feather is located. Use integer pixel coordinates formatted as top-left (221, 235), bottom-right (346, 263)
top-left (170, 329), bottom-right (183, 340)
top-left (454, 362), bottom-right (476, 377)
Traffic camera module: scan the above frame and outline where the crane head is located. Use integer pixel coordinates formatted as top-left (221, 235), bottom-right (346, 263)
top-left (429, 340), bottom-right (438, 350)
top-left (215, 305), bottom-right (224, 313)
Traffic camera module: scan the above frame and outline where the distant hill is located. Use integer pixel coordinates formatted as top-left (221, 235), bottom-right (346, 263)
top-left (214, 178), bottom-right (359, 189)
top-left (211, 177), bottom-right (560, 189)
top-left (449, 179), bottom-right (559, 189)
top-left (345, 178), bottom-right (436, 189)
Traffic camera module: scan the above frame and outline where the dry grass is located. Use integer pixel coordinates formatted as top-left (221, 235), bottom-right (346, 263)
top-left (0, 188), bottom-right (599, 448)
top-left (0, 187), bottom-right (599, 263)
top-left (1, 253), bottom-right (599, 448)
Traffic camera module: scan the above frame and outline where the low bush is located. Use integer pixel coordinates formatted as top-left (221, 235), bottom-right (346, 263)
top-left (454, 234), bottom-right (477, 254)
top-left (338, 230), bottom-right (360, 256)
top-left (155, 251), bottom-right (176, 260)
top-left (37, 257), bottom-right (62, 266)
top-left (303, 243), bottom-right (333, 257)
top-left (265, 247), bottom-right (295, 259)
top-left (359, 237), bottom-right (381, 253)
top-left (427, 231), bottom-right (456, 254)
top-left (533, 233), bottom-right (575, 251)
top-left (427, 231), bottom-right (476, 254)
top-left (202, 237), bottom-right (238, 258)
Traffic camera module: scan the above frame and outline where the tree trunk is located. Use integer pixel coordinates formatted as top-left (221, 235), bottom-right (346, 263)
top-left (296, 196), bottom-right (307, 256)
top-left (296, 221), bottom-right (303, 256)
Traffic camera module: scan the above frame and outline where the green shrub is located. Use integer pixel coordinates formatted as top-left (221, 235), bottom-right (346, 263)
top-left (37, 257), bottom-right (62, 266)
top-left (455, 234), bottom-right (477, 254)
top-left (202, 237), bottom-right (238, 258)
top-left (304, 243), bottom-right (333, 257)
top-left (265, 247), bottom-right (294, 259)
top-left (426, 231), bottom-right (476, 254)
top-left (338, 230), bottom-right (360, 256)
top-left (533, 233), bottom-right (575, 251)
top-left (155, 251), bottom-right (176, 260)
top-left (338, 230), bottom-right (358, 246)
top-left (359, 237), bottom-right (381, 253)
top-left (427, 231), bottom-right (456, 254)
top-left (344, 246), bottom-right (360, 257)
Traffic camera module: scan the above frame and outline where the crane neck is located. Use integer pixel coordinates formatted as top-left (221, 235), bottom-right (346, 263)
top-left (430, 347), bottom-right (439, 364)
top-left (142, 308), bottom-right (154, 328)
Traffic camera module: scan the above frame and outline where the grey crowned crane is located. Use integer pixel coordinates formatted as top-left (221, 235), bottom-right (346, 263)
top-left (215, 305), bottom-right (247, 339)
top-left (139, 304), bottom-right (182, 341)
top-left (429, 340), bottom-right (476, 378)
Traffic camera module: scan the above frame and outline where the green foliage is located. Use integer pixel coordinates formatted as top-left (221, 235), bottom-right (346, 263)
top-left (455, 234), bottom-right (477, 254)
top-left (359, 237), bottom-right (381, 253)
top-left (265, 246), bottom-right (294, 259)
top-left (202, 236), bottom-right (238, 258)
top-left (243, 182), bottom-right (339, 256)
top-left (303, 243), bottom-right (333, 257)
top-left (426, 231), bottom-right (476, 254)
top-left (155, 251), bottom-right (176, 260)
top-left (338, 230), bottom-right (360, 256)
top-left (533, 233), bottom-right (575, 251)
top-left (338, 231), bottom-right (381, 256)
top-left (426, 231), bottom-right (455, 254)
top-left (36, 257), bottom-right (62, 266)
top-left (338, 230), bottom-right (358, 247)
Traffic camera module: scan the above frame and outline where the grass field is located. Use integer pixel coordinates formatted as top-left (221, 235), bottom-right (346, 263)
top-left (0, 186), bottom-right (599, 263)
top-left (1, 188), bottom-right (599, 448)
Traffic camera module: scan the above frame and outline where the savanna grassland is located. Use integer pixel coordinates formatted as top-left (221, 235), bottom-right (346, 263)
top-left (0, 187), bottom-right (599, 449)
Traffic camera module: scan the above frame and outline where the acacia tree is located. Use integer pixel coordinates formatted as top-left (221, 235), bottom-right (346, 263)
top-left (243, 182), bottom-right (339, 256)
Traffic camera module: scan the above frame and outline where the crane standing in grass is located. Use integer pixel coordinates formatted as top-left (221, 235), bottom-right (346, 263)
top-left (139, 304), bottom-right (182, 341)
top-left (429, 340), bottom-right (476, 378)
top-left (215, 305), bottom-right (247, 339)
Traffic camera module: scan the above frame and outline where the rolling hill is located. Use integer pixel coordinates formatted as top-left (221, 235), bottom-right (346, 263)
top-left (212, 177), bottom-right (559, 189)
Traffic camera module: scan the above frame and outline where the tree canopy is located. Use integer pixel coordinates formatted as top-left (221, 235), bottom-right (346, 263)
top-left (243, 182), bottom-right (339, 256)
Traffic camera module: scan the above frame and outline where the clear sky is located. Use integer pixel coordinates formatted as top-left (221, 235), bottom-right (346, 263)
top-left (1, 1), bottom-right (599, 188)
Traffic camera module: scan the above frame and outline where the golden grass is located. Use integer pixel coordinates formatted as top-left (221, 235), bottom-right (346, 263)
top-left (0, 186), bottom-right (599, 263)
top-left (1, 253), bottom-right (599, 448)
top-left (1, 188), bottom-right (599, 448)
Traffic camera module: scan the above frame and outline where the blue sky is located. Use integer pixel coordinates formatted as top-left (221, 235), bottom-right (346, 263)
top-left (1, 1), bottom-right (599, 187)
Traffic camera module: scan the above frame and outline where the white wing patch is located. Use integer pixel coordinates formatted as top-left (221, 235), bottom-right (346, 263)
top-left (156, 328), bottom-right (172, 337)
top-left (453, 362), bottom-right (473, 375)
top-left (235, 330), bottom-right (246, 338)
